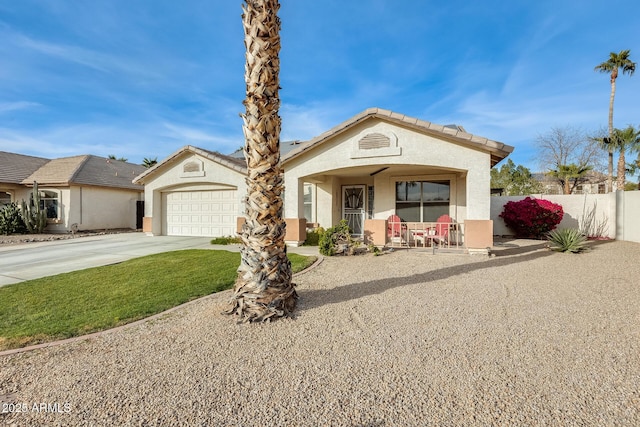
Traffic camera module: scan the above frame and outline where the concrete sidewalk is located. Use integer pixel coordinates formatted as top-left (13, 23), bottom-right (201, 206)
top-left (0, 232), bottom-right (319, 286)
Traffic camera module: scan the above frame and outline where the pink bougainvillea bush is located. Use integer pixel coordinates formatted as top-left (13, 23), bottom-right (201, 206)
top-left (499, 197), bottom-right (564, 239)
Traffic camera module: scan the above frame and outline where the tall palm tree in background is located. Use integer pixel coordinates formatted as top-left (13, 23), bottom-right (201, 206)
top-left (108, 154), bottom-right (129, 162)
top-left (611, 125), bottom-right (640, 189)
top-left (594, 49), bottom-right (636, 191)
top-left (225, 0), bottom-right (297, 322)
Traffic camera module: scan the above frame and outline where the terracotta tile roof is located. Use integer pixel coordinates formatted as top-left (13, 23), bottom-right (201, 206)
top-left (0, 151), bottom-right (50, 184)
top-left (133, 145), bottom-right (247, 184)
top-left (282, 107), bottom-right (514, 167)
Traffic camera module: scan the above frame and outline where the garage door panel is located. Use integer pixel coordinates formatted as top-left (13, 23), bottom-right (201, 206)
top-left (164, 190), bottom-right (238, 237)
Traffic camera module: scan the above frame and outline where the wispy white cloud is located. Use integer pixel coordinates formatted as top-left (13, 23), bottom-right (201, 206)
top-left (0, 119), bottom-right (241, 163)
top-left (14, 34), bottom-right (165, 80)
top-left (280, 101), bottom-right (364, 142)
top-left (161, 122), bottom-right (239, 147)
top-left (0, 101), bottom-right (41, 114)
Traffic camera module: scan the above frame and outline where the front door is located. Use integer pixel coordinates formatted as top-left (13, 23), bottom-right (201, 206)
top-left (342, 185), bottom-right (365, 237)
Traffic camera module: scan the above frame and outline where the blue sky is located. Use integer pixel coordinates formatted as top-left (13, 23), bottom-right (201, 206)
top-left (1, 0), bottom-right (638, 172)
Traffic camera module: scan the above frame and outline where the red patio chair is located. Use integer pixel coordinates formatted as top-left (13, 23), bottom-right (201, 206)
top-left (387, 214), bottom-right (402, 238)
top-left (426, 214), bottom-right (452, 251)
top-left (387, 214), bottom-right (407, 246)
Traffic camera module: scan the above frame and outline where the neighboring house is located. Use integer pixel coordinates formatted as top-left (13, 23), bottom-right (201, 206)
top-left (0, 151), bottom-right (146, 232)
top-left (134, 108), bottom-right (514, 250)
top-left (533, 171), bottom-right (608, 195)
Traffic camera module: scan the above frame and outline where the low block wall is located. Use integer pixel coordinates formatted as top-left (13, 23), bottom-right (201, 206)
top-left (364, 219), bottom-right (387, 247)
top-left (490, 193), bottom-right (627, 240)
top-left (464, 220), bottom-right (493, 249)
top-left (285, 218), bottom-right (307, 247)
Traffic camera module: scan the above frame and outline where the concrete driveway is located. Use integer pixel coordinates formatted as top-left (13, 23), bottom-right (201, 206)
top-left (0, 233), bottom-right (318, 287)
top-left (0, 233), bottom-right (212, 286)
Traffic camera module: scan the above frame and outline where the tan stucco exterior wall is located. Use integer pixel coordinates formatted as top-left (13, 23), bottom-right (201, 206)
top-left (74, 186), bottom-right (141, 230)
top-left (42, 186), bottom-right (142, 233)
top-left (283, 119), bottom-right (493, 229)
top-left (0, 186), bottom-right (32, 207)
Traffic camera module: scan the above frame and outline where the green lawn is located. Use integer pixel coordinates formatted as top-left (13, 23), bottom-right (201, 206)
top-left (0, 250), bottom-right (315, 351)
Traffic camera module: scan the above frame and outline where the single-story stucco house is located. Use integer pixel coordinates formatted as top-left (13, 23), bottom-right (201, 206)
top-left (0, 151), bottom-right (146, 232)
top-left (134, 108), bottom-right (514, 252)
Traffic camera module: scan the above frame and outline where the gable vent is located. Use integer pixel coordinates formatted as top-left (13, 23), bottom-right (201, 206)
top-left (359, 133), bottom-right (390, 150)
top-left (183, 161), bottom-right (201, 173)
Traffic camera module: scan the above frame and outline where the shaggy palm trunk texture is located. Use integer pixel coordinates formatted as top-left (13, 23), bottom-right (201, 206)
top-left (225, 0), bottom-right (297, 322)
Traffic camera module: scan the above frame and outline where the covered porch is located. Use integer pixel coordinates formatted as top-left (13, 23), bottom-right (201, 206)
top-left (284, 164), bottom-right (493, 252)
top-left (279, 108), bottom-right (511, 253)
top-left (293, 163), bottom-right (467, 231)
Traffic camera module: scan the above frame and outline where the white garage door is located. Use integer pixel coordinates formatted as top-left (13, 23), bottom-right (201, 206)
top-left (164, 190), bottom-right (238, 237)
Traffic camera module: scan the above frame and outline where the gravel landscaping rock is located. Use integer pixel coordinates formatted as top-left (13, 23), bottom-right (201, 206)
top-left (1, 239), bottom-right (639, 426)
top-left (0, 229), bottom-right (137, 245)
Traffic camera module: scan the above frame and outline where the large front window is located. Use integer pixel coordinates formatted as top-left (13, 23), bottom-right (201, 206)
top-left (395, 181), bottom-right (450, 222)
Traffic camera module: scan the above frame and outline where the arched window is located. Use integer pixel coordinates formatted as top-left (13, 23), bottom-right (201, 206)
top-left (0, 191), bottom-right (11, 208)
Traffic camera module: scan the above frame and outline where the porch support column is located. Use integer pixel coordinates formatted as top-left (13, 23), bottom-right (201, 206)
top-left (466, 160), bottom-right (491, 220)
top-left (316, 177), bottom-right (336, 229)
top-left (285, 218), bottom-right (307, 247)
top-left (364, 219), bottom-right (387, 247)
top-left (283, 175), bottom-right (306, 246)
top-left (464, 219), bottom-right (493, 255)
top-left (284, 175), bottom-right (304, 219)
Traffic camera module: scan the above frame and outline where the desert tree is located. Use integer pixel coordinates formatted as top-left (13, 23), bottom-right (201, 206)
top-left (225, 0), bottom-right (297, 322)
top-left (594, 49), bottom-right (636, 191)
top-left (490, 159), bottom-right (541, 195)
top-left (536, 126), bottom-right (602, 194)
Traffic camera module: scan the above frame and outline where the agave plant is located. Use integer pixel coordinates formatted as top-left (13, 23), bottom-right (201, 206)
top-left (547, 228), bottom-right (588, 253)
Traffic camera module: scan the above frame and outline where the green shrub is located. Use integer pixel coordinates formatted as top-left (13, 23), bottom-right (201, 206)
top-left (368, 244), bottom-right (382, 256)
top-left (547, 228), bottom-right (588, 253)
top-left (303, 227), bottom-right (323, 246)
top-left (0, 203), bottom-right (27, 235)
top-left (319, 220), bottom-right (352, 256)
top-left (210, 236), bottom-right (242, 245)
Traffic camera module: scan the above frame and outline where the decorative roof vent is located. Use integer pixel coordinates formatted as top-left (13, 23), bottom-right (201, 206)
top-left (351, 130), bottom-right (401, 159)
top-left (183, 161), bottom-right (201, 173)
top-left (180, 158), bottom-right (205, 178)
top-left (359, 133), bottom-right (391, 150)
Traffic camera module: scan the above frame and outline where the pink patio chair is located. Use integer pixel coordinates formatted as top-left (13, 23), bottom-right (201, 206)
top-left (387, 214), bottom-right (407, 246)
top-left (426, 214), bottom-right (452, 252)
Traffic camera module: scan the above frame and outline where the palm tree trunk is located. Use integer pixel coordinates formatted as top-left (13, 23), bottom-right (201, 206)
top-left (607, 76), bottom-right (616, 192)
top-left (617, 149), bottom-right (626, 190)
top-left (225, 0), bottom-right (297, 322)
